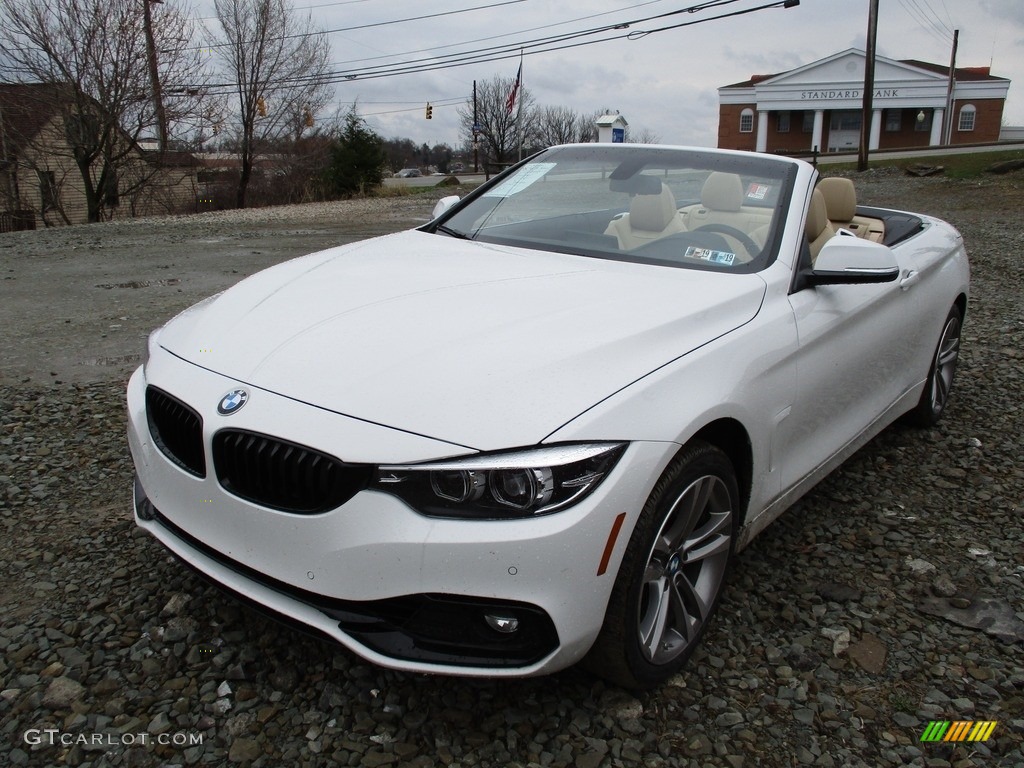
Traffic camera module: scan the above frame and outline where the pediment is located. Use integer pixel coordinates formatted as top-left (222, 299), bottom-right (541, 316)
top-left (762, 49), bottom-right (946, 87)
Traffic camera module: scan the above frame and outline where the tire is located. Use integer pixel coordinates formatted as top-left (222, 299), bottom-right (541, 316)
top-left (584, 441), bottom-right (739, 689)
top-left (907, 304), bottom-right (963, 427)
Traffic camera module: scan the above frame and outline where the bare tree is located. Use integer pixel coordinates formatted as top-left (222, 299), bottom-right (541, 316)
top-left (211, 0), bottom-right (332, 208)
top-left (534, 105), bottom-right (593, 148)
top-left (0, 0), bottom-right (209, 223)
top-left (629, 127), bottom-right (662, 144)
top-left (458, 75), bottom-right (537, 168)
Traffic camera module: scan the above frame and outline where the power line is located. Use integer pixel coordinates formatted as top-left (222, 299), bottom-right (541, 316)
top-left (319, 0), bottom-right (674, 71)
top-left (203, 0), bottom-right (529, 50)
top-left (911, 0), bottom-right (954, 35)
top-left (194, 0), bottom-right (764, 92)
top-left (196, 0), bottom-right (379, 20)
top-left (895, 0), bottom-right (952, 47)
top-left (191, 0), bottom-right (799, 95)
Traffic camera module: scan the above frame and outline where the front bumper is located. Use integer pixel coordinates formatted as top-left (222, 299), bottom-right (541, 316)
top-left (127, 359), bottom-right (673, 676)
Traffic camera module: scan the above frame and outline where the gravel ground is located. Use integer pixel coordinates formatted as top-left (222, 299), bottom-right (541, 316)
top-left (1, 171), bottom-right (1023, 768)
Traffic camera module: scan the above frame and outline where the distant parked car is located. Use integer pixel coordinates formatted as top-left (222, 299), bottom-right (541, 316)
top-left (394, 168), bottom-right (421, 178)
top-left (129, 143), bottom-right (968, 689)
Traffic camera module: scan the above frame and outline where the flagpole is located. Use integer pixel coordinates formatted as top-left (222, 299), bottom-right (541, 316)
top-left (516, 49), bottom-right (524, 161)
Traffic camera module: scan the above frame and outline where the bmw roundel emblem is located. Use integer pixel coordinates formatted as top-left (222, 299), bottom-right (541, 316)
top-left (217, 388), bottom-right (249, 415)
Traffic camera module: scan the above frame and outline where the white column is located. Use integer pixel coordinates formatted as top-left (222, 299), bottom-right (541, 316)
top-left (812, 110), bottom-right (824, 153)
top-left (756, 110), bottom-right (769, 153)
top-left (929, 108), bottom-right (944, 146)
top-left (869, 108), bottom-right (882, 150)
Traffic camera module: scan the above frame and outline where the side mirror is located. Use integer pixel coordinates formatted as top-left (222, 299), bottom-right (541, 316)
top-left (431, 195), bottom-right (461, 220)
top-left (805, 236), bottom-right (900, 285)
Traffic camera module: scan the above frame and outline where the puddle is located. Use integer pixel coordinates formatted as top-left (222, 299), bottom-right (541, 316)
top-left (84, 354), bottom-right (141, 367)
top-left (95, 278), bottom-right (180, 289)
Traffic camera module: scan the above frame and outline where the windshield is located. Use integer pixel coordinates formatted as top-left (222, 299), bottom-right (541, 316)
top-left (434, 145), bottom-right (797, 273)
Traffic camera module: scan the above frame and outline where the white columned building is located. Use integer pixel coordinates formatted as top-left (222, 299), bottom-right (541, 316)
top-left (717, 49), bottom-right (1010, 155)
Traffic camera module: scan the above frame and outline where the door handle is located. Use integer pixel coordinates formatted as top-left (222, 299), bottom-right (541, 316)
top-left (900, 269), bottom-right (920, 291)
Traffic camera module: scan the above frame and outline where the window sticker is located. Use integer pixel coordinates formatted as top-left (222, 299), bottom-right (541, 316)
top-left (684, 246), bottom-right (736, 265)
top-left (484, 163), bottom-right (557, 197)
top-left (746, 183), bottom-right (771, 201)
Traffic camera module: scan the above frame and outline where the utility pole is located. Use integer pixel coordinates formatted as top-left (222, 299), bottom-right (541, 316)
top-left (943, 29), bottom-right (959, 145)
top-left (857, 0), bottom-right (879, 172)
top-left (143, 0), bottom-right (168, 151)
top-left (472, 80), bottom-right (479, 173)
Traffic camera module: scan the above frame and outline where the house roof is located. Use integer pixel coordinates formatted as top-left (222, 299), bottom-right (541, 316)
top-left (1, 82), bottom-right (198, 168)
top-left (0, 83), bottom-right (67, 160)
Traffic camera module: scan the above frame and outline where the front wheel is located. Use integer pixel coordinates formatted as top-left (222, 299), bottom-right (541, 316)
top-left (585, 441), bottom-right (738, 689)
top-left (907, 304), bottom-right (963, 426)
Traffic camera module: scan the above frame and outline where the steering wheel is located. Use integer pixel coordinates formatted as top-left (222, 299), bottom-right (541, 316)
top-left (691, 223), bottom-right (759, 256)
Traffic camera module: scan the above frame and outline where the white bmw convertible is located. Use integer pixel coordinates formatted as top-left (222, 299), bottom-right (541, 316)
top-left (128, 144), bottom-right (968, 688)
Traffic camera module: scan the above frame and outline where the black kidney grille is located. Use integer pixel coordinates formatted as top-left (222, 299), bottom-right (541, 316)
top-left (212, 429), bottom-right (371, 514)
top-left (146, 386), bottom-right (206, 477)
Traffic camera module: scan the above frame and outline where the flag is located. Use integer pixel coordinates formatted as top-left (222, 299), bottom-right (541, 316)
top-left (505, 62), bottom-right (522, 115)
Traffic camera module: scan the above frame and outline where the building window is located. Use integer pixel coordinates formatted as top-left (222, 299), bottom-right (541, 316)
top-left (914, 110), bottom-right (932, 132)
top-left (830, 111), bottom-right (861, 131)
top-left (802, 111), bottom-right (815, 133)
top-left (777, 111), bottom-right (790, 133)
top-left (958, 104), bottom-right (976, 132)
top-left (885, 109), bottom-right (902, 131)
top-left (38, 171), bottom-right (58, 212)
top-left (739, 108), bottom-right (754, 133)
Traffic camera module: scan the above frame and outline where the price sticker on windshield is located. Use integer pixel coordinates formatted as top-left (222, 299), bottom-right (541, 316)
top-left (484, 163), bottom-right (557, 197)
top-left (746, 183), bottom-right (771, 201)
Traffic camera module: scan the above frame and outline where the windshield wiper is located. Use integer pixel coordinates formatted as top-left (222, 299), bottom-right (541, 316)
top-left (436, 224), bottom-right (469, 239)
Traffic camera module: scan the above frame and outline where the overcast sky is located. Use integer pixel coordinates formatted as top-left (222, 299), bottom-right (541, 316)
top-left (192, 0), bottom-right (1024, 149)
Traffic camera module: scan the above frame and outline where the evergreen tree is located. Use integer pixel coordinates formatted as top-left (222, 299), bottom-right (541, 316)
top-left (323, 108), bottom-right (386, 197)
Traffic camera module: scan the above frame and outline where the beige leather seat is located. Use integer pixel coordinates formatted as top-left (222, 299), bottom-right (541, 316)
top-left (681, 172), bottom-right (744, 230)
top-left (806, 188), bottom-right (835, 264)
top-left (701, 171), bottom-right (745, 213)
top-left (817, 177), bottom-right (884, 241)
top-left (679, 172), bottom-right (772, 255)
top-left (817, 177), bottom-right (857, 230)
top-left (604, 181), bottom-right (685, 250)
top-left (676, 172), bottom-right (767, 258)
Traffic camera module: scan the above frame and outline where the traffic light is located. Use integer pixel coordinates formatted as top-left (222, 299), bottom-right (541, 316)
top-left (257, 97), bottom-right (267, 117)
top-left (425, 103), bottom-right (433, 119)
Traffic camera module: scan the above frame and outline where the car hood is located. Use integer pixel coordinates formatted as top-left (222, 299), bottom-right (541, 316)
top-left (159, 230), bottom-right (765, 450)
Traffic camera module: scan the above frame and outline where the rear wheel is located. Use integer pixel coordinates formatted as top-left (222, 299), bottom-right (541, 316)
top-left (907, 305), bottom-right (962, 426)
top-left (585, 441), bottom-right (738, 689)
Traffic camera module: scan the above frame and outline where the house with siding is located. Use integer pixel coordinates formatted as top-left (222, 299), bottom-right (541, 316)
top-left (1, 83), bottom-right (198, 231)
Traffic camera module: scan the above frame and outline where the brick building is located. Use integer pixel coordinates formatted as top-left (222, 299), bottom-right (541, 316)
top-left (718, 49), bottom-right (1010, 154)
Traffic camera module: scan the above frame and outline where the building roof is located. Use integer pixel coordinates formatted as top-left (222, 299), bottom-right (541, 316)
top-left (595, 113), bottom-right (628, 127)
top-left (0, 83), bottom-right (67, 160)
top-left (721, 53), bottom-right (1009, 89)
top-left (1, 82), bottom-right (198, 168)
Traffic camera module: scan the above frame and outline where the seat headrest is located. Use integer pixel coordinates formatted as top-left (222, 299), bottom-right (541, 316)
top-left (701, 172), bottom-right (744, 212)
top-left (629, 183), bottom-right (678, 232)
top-left (817, 177), bottom-right (857, 222)
top-left (805, 188), bottom-right (830, 240)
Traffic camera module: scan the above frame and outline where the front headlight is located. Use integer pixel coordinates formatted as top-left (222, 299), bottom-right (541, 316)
top-left (373, 443), bottom-right (626, 519)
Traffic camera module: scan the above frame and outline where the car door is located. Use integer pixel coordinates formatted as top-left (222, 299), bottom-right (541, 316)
top-left (778, 234), bottom-right (925, 495)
